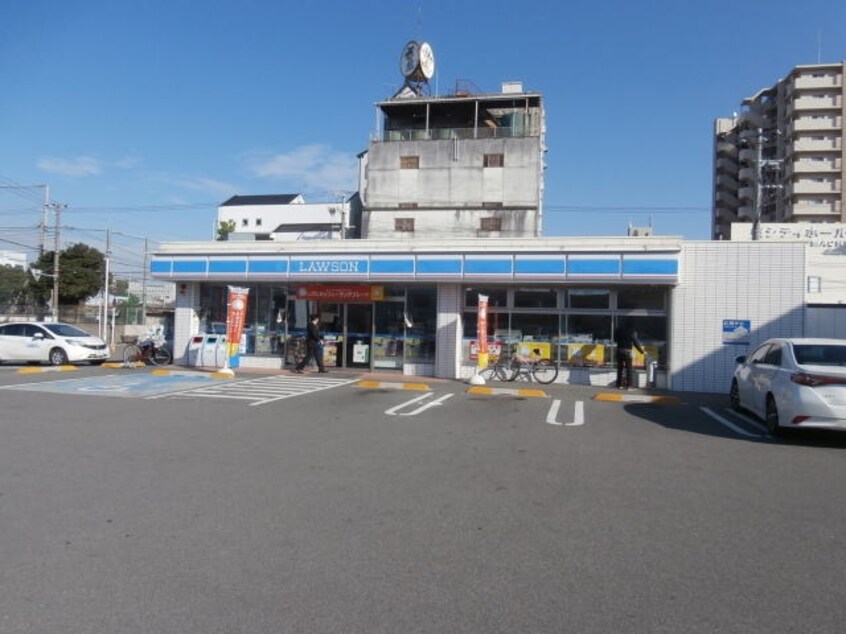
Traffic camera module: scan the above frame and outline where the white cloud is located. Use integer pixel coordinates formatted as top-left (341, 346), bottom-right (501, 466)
top-left (245, 144), bottom-right (357, 193)
top-left (37, 156), bottom-right (102, 177)
top-left (159, 174), bottom-right (239, 197)
top-left (115, 155), bottom-right (143, 169)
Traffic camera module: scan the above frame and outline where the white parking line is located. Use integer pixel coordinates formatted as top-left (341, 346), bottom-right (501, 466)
top-left (723, 408), bottom-right (769, 434)
top-left (546, 399), bottom-right (585, 426)
top-left (385, 392), bottom-right (454, 416)
top-left (700, 407), bottom-right (763, 438)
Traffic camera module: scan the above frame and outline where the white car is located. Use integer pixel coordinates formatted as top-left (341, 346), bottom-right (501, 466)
top-left (0, 322), bottom-right (110, 366)
top-left (730, 337), bottom-right (846, 434)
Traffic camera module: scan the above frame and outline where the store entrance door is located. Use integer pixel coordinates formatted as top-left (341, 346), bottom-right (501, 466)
top-left (345, 303), bottom-right (372, 369)
top-left (373, 301), bottom-right (405, 371)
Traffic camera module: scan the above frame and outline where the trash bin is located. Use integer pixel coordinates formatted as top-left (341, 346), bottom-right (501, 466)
top-left (647, 359), bottom-right (658, 388)
top-left (186, 335), bottom-right (205, 367)
top-left (200, 334), bottom-right (227, 367)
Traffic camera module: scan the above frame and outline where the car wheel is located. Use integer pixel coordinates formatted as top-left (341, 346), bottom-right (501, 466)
top-left (729, 380), bottom-right (741, 411)
top-left (765, 395), bottom-right (781, 435)
top-left (49, 347), bottom-right (69, 366)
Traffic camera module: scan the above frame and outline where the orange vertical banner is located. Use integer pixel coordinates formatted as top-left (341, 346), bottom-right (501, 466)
top-left (477, 294), bottom-right (489, 369)
top-left (225, 286), bottom-right (250, 368)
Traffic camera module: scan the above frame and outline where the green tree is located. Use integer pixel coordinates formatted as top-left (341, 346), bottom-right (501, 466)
top-left (114, 278), bottom-right (129, 295)
top-left (0, 264), bottom-right (30, 308)
top-left (30, 243), bottom-right (105, 305)
top-left (216, 219), bottom-right (236, 241)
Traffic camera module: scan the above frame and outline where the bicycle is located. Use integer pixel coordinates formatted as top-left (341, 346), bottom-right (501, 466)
top-left (493, 345), bottom-right (559, 384)
top-left (123, 338), bottom-right (172, 366)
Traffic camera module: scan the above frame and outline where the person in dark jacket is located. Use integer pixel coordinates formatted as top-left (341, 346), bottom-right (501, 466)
top-left (294, 314), bottom-right (328, 373)
top-left (614, 321), bottom-right (644, 389)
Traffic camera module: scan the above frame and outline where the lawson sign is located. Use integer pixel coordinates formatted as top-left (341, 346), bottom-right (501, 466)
top-left (290, 258), bottom-right (368, 275)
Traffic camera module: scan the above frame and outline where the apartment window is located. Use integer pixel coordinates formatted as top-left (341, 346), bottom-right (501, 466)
top-left (255, 218), bottom-right (262, 227)
top-left (395, 218), bottom-right (415, 232)
top-left (480, 217), bottom-right (502, 232)
top-left (484, 153), bottom-right (504, 168)
top-left (400, 155), bottom-right (419, 169)
top-left (241, 218), bottom-right (249, 227)
top-left (398, 202), bottom-right (418, 209)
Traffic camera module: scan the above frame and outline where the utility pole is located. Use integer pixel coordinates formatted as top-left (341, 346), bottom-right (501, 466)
top-left (141, 237), bottom-right (148, 325)
top-left (50, 203), bottom-right (65, 321)
top-left (752, 127), bottom-right (763, 241)
top-left (101, 228), bottom-right (111, 340)
top-left (39, 184), bottom-right (49, 258)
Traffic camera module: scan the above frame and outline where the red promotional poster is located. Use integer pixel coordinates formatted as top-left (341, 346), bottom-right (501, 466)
top-left (225, 286), bottom-right (250, 367)
top-left (477, 294), bottom-right (489, 368)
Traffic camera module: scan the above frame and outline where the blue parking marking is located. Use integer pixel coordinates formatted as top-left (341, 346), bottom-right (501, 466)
top-left (1, 371), bottom-right (222, 398)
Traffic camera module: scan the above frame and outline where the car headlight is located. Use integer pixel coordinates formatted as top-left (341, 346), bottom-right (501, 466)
top-left (64, 339), bottom-right (85, 347)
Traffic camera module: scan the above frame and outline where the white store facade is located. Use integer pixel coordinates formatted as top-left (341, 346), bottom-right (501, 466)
top-left (150, 236), bottom-right (818, 394)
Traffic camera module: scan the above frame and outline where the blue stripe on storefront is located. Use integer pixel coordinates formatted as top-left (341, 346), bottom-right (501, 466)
top-left (514, 258), bottom-right (566, 275)
top-left (567, 259), bottom-right (620, 275)
top-left (464, 258), bottom-right (512, 275)
top-left (416, 259), bottom-right (463, 275)
top-left (172, 260), bottom-right (207, 274)
top-left (622, 259), bottom-right (678, 275)
top-left (208, 260), bottom-right (247, 274)
top-left (248, 259), bottom-right (289, 274)
top-left (150, 260), bottom-right (172, 274)
top-left (370, 259), bottom-right (415, 274)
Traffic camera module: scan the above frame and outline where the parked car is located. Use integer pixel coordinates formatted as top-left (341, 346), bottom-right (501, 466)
top-left (0, 322), bottom-right (110, 366)
top-left (730, 338), bottom-right (846, 434)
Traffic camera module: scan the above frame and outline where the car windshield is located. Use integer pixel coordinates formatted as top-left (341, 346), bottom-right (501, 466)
top-left (792, 344), bottom-right (846, 367)
top-left (43, 323), bottom-right (91, 338)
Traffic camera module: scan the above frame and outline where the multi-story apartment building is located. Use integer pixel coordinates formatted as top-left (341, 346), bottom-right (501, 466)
top-left (713, 61), bottom-right (845, 240)
top-left (360, 80), bottom-right (546, 239)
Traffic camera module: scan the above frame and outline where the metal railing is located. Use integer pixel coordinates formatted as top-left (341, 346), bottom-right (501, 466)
top-left (377, 125), bottom-right (537, 142)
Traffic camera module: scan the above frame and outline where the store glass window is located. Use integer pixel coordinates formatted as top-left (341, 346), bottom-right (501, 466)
top-left (568, 289), bottom-right (610, 309)
top-left (514, 287), bottom-right (557, 308)
top-left (406, 287), bottom-right (436, 363)
top-left (464, 286), bottom-right (507, 308)
top-left (617, 287), bottom-right (666, 310)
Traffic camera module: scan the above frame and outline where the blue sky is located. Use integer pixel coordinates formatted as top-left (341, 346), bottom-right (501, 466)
top-left (2, 0), bottom-right (845, 278)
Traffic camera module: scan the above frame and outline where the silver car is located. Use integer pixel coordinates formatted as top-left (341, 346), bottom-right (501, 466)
top-left (730, 337), bottom-right (846, 434)
top-left (0, 322), bottom-right (109, 366)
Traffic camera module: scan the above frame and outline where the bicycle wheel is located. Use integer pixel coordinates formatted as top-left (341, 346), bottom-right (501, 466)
top-left (123, 343), bottom-right (142, 365)
top-left (494, 357), bottom-right (520, 382)
top-left (532, 359), bottom-right (559, 384)
top-left (150, 346), bottom-right (172, 366)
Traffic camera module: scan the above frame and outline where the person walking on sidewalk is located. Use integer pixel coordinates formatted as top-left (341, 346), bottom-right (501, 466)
top-left (614, 320), bottom-right (644, 389)
top-left (294, 314), bottom-right (328, 374)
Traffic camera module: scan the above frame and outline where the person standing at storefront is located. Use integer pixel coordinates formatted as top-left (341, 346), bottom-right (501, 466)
top-left (294, 314), bottom-right (328, 374)
top-left (614, 320), bottom-right (644, 389)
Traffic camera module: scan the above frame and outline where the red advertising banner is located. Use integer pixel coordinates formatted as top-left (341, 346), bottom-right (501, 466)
top-left (225, 286), bottom-right (250, 363)
top-left (296, 284), bottom-right (384, 302)
top-left (477, 294), bottom-right (489, 367)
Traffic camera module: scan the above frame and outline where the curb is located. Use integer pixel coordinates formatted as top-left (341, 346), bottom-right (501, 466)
top-left (466, 385), bottom-right (548, 398)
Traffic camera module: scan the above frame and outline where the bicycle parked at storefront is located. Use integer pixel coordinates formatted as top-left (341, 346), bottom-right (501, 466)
top-left (492, 344), bottom-right (558, 384)
top-left (123, 336), bottom-right (172, 366)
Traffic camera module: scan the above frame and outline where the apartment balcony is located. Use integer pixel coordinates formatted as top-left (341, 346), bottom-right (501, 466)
top-left (792, 136), bottom-right (842, 152)
top-left (716, 141), bottom-right (738, 157)
top-left (738, 186), bottom-right (756, 203)
top-left (716, 190), bottom-right (739, 208)
top-left (790, 200), bottom-right (843, 217)
top-left (787, 180), bottom-right (841, 195)
top-left (793, 74), bottom-right (842, 90)
top-left (791, 117), bottom-right (842, 133)
top-left (715, 157), bottom-right (737, 173)
top-left (791, 95), bottom-right (842, 111)
top-left (785, 159), bottom-right (841, 177)
top-left (738, 166), bottom-right (756, 182)
top-left (738, 204), bottom-right (755, 220)
top-left (738, 110), bottom-right (763, 128)
top-left (716, 173), bottom-right (738, 189)
top-left (738, 148), bottom-right (756, 163)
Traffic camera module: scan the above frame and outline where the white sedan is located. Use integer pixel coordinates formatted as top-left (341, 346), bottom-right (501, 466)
top-left (730, 338), bottom-right (846, 434)
top-left (0, 322), bottom-right (110, 366)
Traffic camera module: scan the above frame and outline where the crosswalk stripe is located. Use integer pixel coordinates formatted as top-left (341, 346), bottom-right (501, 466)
top-left (149, 374), bottom-right (357, 405)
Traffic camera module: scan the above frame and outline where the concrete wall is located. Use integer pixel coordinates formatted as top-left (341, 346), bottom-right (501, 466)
top-left (670, 242), bottom-right (806, 393)
top-left (364, 137), bottom-right (541, 239)
top-left (435, 284), bottom-right (462, 379)
top-left (806, 306), bottom-right (846, 339)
